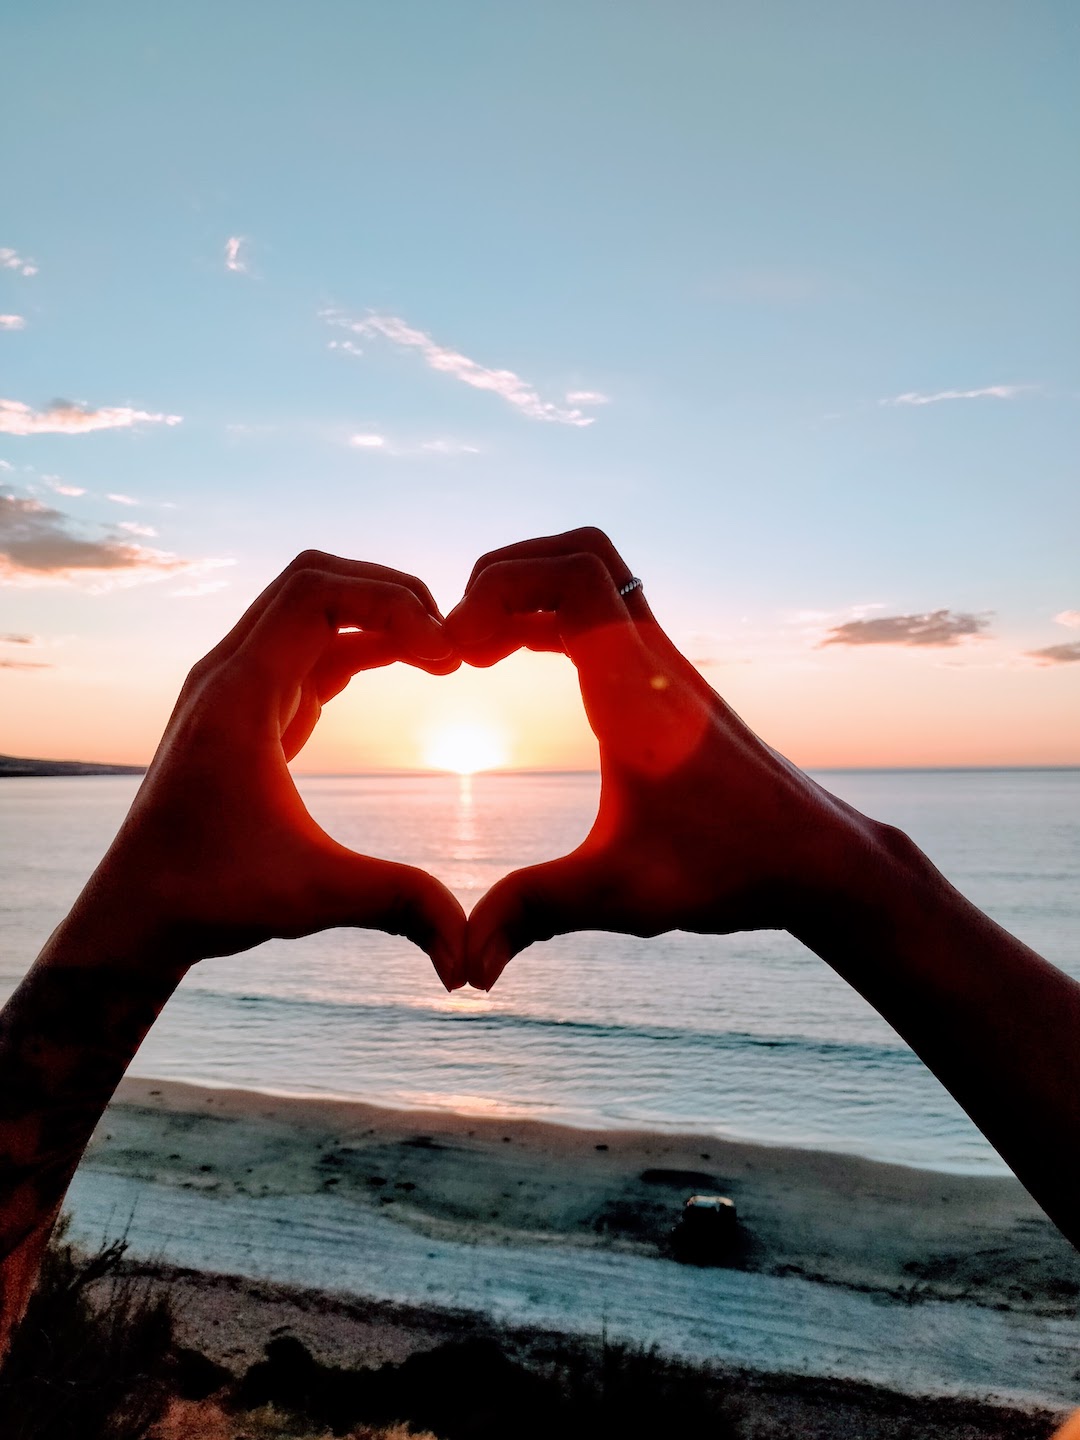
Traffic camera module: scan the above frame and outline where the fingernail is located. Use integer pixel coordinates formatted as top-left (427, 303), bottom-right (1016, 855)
top-left (479, 937), bottom-right (510, 991)
top-left (414, 637), bottom-right (455, 662)
top-left (431, 941), bottom-right (463, 992)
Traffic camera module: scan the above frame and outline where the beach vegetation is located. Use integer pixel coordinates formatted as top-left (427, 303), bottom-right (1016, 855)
top-left (0, 1216), bottom-right (174, 1440)
top-left (0, 1221), bottom-right (1064, 1440)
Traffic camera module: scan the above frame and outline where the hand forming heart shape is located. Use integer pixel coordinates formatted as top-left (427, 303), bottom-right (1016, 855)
top-left (94, 528), bottom-right (861, 995)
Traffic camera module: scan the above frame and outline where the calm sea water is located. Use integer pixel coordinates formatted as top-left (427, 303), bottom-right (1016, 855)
top-left (2, 769), bottom-right (1078, 1174)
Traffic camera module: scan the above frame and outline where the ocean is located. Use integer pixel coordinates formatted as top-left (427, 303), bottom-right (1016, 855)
top-left (2, 768), bottom-right (1078, 1175)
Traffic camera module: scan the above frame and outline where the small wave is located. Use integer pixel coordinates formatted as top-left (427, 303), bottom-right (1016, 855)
top-left (179, 985), bottom-right (916, 1067)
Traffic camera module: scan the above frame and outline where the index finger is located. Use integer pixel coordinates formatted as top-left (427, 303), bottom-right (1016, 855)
top-left (465, 526), bottom-right (655, 624)
top-left (197, 551), bottom-right (445, 677)
top-left (240, 569), bottom-right (453, 688)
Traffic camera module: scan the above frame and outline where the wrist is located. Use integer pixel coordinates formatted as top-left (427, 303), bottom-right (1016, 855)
top-left (39, 864), bottom-right (197, 983)
top-left (786, 811), bottom-right (953, 970)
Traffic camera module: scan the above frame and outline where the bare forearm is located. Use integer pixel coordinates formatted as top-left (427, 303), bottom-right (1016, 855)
top-left (0, 904), bottom-right (187, 1351)
top-left (792, 822), bottom-right (1080, 1246)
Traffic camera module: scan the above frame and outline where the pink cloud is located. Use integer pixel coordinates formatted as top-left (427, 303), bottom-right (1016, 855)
top-left (0, 399), bottom-right (182, 436)
top-left (0, 249), bottom-right (37, 278)
top-left (0, 316), bottom-right (26, 331)
top-left (1028, 642), bottom-right (1080, 666)
top-left (225, 236), bottom-right (249, 273)
top-left (821, 610), bottom-right (991, 647)
top-left (323, 309), bottom-right (600, 427)
top-left (1054, 610), bottom-right (1080, 629)
top-left (0, 491), bottom-right (227, 590)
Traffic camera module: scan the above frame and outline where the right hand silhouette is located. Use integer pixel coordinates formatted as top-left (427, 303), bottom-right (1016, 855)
top-left (448, 528), bottom-right (870, 989)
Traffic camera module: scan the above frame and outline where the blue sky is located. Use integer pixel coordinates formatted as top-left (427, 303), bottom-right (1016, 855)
top-left (2, 1), bottom-right (1078, 767)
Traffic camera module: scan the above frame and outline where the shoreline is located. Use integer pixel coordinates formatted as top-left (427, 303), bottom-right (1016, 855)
top-left (88, 1075), bottom-right (1080, 1317)
top-left (60, 1074), bottom-right (1080, 1411)
top-left (124, 1069), bottom-right (1012, 1179)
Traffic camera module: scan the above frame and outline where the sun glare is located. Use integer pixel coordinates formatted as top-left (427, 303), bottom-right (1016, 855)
top-left (423, 723), bottom-right (508, 775)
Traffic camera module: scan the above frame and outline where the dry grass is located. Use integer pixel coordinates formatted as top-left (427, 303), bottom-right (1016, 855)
top-left (152, 1398), bottom-right (434, 1439)
top-left (0, 1217), bottom-right (174, 1440)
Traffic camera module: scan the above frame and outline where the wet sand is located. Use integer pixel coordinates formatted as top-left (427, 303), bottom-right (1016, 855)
top-left (90, 1075), bottom-right (1080, 1316)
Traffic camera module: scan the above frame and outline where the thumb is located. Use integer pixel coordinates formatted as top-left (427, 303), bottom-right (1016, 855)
top-left (315, 847), bottom-right (468, 991)
top-left (467, 852), bottom-right (607, 990)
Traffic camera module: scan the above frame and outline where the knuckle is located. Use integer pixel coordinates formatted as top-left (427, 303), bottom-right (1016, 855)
top-left (470, 547), bottom-right (507, 583)
top-left (282, 566), bottom-right (324, 605)
top-left (565, 551), bottom-right (611, 587)
top-left (566, 525), bottom-right (612, 552)
top-left (289, 548), bottom-right (334, 572)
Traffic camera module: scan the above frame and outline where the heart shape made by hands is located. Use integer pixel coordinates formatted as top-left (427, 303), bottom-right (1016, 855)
top-left (125, 529), bottom-right (839, 1004)
top-left (296, 529), bottom-right (829, 993)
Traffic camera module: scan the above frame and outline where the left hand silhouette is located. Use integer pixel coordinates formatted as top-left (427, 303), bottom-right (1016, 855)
top-left (77, 551), bottom-right (469, 987)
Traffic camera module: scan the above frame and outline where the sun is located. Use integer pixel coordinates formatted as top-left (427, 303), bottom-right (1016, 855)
top-left (423, 723), bottom-right (508, 775)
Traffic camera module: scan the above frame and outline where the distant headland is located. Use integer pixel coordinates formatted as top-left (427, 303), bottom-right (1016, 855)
top-left (0, 754), bottom-right (146, 778)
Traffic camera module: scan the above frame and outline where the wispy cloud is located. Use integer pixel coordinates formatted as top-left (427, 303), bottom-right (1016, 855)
top-left (224, 236), bottom-right (249, 274)
top-left (0, 249), bottom-right (37, 278)
top-left (45, 479), bottom-right (86, 497)
top-left (880, 385), bottom-right (1031, 408)
top-left (1053, 610), bottom-right (1080, 629)
top-left (170, 578), bottom-right (232, 599)
top-left (419, 438), bottom-right (480, 455)
top-left (0, 399), bottom-right (182, 437)
top-left (1027, 642), bottom-right (1080, 665)
top-left (0, 491), bottom-right (222, 589)
top-left (322, 309), bottom-right (604, 426)
top-left (0, 631), bottom-right (49, 669)
top-left (565, 390), bottom-right (610, 406)
top-left (117, 520), bottom-right (158, 537)
top-left (821, 610), bottom-right (991, 647)
top-left (348, 431), bottom-right (480, 458)
top-left (328, 338), bottom-right (363, 357)
top-left (106, 492), bottom-right (139, 505)
top-left (0, 316), bottom-right (25, 331)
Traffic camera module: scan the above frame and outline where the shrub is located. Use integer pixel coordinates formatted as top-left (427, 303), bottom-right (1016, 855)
top-left (0, 1216), bottom-right (174, 1440)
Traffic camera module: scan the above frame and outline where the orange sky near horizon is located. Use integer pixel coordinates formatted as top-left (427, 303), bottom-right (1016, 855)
top-left (3, 641), bottom-right (1078, 774)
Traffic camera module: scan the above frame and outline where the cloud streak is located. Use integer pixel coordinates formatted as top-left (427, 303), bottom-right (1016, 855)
top-left (0, 249), bottom-right (37, 277)
top-left (1054, 610), bottom-right (1080, 630)
top-left (323, 309), bottom-right (603, 426)
top-left (0, 491), bottom-right (213, 588)
top-left (821, 610), bottom-right (991, 648)
top-left (0, 316), bottom-right (25, 331)
top-left (1027, 642), bottom-right (1080, 665)
top-left (880, 385), bottom-right (1030, 407)
top-left (348, 431), bottom-right (480, 458)
top-left (0, 399), bottom-right (182, 436)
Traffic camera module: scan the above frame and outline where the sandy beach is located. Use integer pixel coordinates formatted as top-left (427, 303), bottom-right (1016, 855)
top-left (88, 1076), bottom-right (1079, 1316)
top-left (56, 1074), bottom-right (1080, 1428)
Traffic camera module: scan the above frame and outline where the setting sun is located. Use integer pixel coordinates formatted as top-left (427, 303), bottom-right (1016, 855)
top-left (423, 723), bottom-right (508, 775)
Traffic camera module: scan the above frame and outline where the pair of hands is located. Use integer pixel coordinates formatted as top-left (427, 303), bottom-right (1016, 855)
top-left (92, 528), bottom-right (871, 992)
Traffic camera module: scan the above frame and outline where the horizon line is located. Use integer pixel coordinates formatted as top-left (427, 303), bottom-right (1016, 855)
top-left (290, 762), bottom-right (1080, 777)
